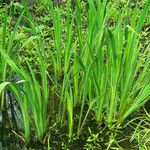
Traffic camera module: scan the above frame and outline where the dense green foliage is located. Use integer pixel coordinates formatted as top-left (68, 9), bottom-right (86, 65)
top-left (0, 0), bottom-right (149, 149)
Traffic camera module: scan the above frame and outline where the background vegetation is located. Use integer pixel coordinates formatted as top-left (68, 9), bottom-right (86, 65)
top-left (0, 0), bottom-right (150, 149)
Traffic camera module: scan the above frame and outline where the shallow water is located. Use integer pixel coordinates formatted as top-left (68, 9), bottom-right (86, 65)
top-left (0, 91), bottom-right (23, 150)
top-left (0, 91), bottom-right (140, 150)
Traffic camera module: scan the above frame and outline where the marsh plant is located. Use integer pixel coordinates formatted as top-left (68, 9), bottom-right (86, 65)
top-left (0, 0), bottom-right (149, 147)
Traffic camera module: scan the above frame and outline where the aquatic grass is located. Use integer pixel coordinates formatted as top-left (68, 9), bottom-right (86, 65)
top-left (75, 0), bottom-right (150, 133)
top-left (72, 0), bottom-right (85, 107)
top-left (99, 0), bottom-right (148, 127)
top-left (9, 81), bottom-right (30, 143)
top-left (0, 0), bottom-right (49, 142)
top-left (0, 0), bottom-right (149, 144)
top-left (0, 8), bottom-right (24, 109)
top-left (21, 0), bottom-right (49, 140)
top-left (48, 0), bottom-right (150, 136)
top-left (76, 0), bottom-right (108, 135)
top-left (49, 0), bottom-right (76, 130)
top-left (49, 0), bottom-right (62, 83)
top-left (116, 0), bottom-right (150, 125)
top-left (0, 48), bottom-right (30, 142)
top-left (1, 37), bottom-right (49, 142)
top-left (67, 87), bottom-right (73, 138)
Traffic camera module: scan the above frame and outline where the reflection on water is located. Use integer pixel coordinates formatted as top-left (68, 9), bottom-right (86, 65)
top-left (0, 91), bottom-right (23, 150)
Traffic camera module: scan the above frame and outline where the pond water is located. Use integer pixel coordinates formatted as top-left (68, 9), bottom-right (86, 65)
top-left (0, 91), bottom-right (24, 150)
top-left (0, 91), bottom-right (140, 150)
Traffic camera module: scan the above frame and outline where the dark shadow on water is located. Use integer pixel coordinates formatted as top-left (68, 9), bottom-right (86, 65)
top-left (0, 91), bottom-right (24, 150)
top-left (0, 93), bottom-right (139, 150)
